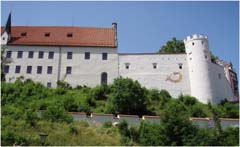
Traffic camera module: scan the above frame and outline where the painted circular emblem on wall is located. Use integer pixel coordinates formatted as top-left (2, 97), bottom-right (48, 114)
top-left (166, 72), bottom-right (182, 83)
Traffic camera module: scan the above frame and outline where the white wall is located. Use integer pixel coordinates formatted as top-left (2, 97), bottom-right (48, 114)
top-left (209, 63), bottom-right (234, 103)
top-left (60, 47), bottom-right (118, 87)
top-left (4, 46), bottom-right (60, 87)
top-left (119, 53), bottom-right (191, 98)
top-left (4, 46), bottom-right (118, 88)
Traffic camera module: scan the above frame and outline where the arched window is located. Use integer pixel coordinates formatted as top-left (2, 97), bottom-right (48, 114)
top-left (101, 72), bottom-right (108, 85)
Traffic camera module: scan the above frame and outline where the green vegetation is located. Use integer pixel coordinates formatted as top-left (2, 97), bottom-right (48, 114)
top-left (1, 77), bottom-right (239, 145)
top-left (158, 37), bottom-right (185, 53)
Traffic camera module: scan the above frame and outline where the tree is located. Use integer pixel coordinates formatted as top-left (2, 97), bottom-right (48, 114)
top-left (106, 77), bottom-right (147, 115)
top-left (158, 37), bottom-right (185, 53)
top-left (160, 100), bottom-right (198, 145)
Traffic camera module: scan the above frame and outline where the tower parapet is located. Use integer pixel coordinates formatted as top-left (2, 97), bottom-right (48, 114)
top-left (183, 34), bottom-right (208, 44)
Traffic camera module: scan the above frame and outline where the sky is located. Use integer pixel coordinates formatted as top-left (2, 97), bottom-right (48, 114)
top-left (1, 1), bottom-right (239, 75)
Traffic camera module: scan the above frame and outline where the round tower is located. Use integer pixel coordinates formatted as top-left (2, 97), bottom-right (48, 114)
top-left (184, 34), bottom-right (213, 104)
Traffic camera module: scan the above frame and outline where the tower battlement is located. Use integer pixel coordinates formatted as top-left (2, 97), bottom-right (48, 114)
top-left (184, 34), bottom-right (208, 44)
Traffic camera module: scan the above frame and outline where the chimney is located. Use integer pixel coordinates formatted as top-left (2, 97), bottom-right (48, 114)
top-left (112, 22), bottom-right (118, 47)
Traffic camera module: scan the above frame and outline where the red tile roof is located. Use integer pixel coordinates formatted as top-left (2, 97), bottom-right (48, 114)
top-left (1, 26), bottom-right (116, 47)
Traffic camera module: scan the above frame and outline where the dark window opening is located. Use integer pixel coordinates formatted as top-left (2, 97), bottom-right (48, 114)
top-left (39, 51), bottom-right (44, 59)
top-left (28, 51), bottom-right (34, 58)
top-left (192, 42), bottom-right (195, 46)
top-left (218, 73), bottom-right (221, 79)
top-left (17, 51), bottom-right (23, 58)
top-left (48, 51), bottom-right (54, 59)
top-left (66, 66), bottom-right (72, 74)
top-left (47, 82), bottom-right (52, 88)
top-left (6, 51), bottom-right (12, 58)
top-left (21, 32), bottom-right (27, 37)
top-left (3, 37), bottom-right (5, 40)
top-left (4, 65), bottom-right (9, 73)
top-left (178, 63), bottom-right (183, 69)
top-left (102, 53), bottom-right (108, 60)
top-left (37, 66), bottom-right (42, 74)
top-left (47, 66), bottom-right (53, 74)
top-left (26, 66), bottom-right (32, 74)
top-left (67, 52), bottom-right (72, 59)
top-left (15, 66), bottom-right (21, 73)
top-left (101, 72), bottom-right (108, 85)
top-left (67, 33), bottom-right (73, 37)
top-left (45, 32), bottom-right (50, 37)
top-left (125, 63), bottom-right (130, 69)
top-left (85, 52), bottom-right (90, 60)
top-left (152, 63), bottom-right (157, 69)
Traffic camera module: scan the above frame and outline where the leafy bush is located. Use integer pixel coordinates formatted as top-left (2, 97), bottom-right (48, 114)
top-left (42, 105), bottom-right (73, 123)
top-left (107, 77), bottom-right (148, 115)
top-left (103, 121), bottom-right (112, 128)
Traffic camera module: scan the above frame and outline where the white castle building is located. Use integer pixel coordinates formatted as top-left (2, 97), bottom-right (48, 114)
top-left (1, 15), bottom-right (239, 104)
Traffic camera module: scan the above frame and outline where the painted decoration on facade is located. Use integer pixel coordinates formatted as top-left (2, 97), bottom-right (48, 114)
top-left (166, 72), bottom-right (182, 83)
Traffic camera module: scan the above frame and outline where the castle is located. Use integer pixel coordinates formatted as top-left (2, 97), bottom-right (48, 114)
top-left (1, 14), bottom-right (239, 104)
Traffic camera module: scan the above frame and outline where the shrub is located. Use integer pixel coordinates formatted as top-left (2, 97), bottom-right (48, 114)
top-left (103, 121), bottom-right (112, 128)
top-left (42, 105), bottom-right (73, 123)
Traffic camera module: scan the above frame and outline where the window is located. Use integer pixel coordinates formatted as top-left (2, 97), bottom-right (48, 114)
top-left (192, 42), bottom-right (195, 46)
top-left (85, 52), bottom-right (90, 60)
top-left (17, 51), bottom-right (23, 58)
top-left (47, 82), bottom-right (52, 88)
top-left (45, 32), bottom-right (50, 37)
top-left (102, 53), bottom-right (108, 60)
top-left (6, 51), bottom-right (12, 58)
top-left (125, 63), bottom-right (130, 69)
top-left (37, 66), bottom-right (42, 74)
top-left (3, 37), bottom-right (5, 40)
top-left (152, 63), bottom-right (157, 69)
top-left (38, 51), bottom-right (44, 59)
top-left (101, 72), bottom-right (108, 85)
top-left (28, 51), bottom-right (34, 58)
top-left (66, 66), bottom-right (72, 74)
top-left (218, 73), bottom-right (221, 79)
top-left (47, 66), bottom-right (53, 74)
top-left (67, 52), bottom-right (72, 59)
top-left (26, 66), bottom-right (32, 74)
top-left (21, 32), bottom-right (27, 37)
top-left (15, 66), bottom-right (21, 73)
top-left (67, 33), bottom-right (73, 37)
top-left (48, 51), bottom-right (54, 59)
top-left (4, 65), bottom-right (9, 73)
top-left (178, 63), bottom-right (183, 69)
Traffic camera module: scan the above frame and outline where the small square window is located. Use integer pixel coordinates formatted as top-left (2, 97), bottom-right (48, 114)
top-left (47, 82), bottom-right (52, 88)
top-left (6, 51), bottom-right (12, 58)
top-left (21, 32), bottom-right (27, 37)
top-left (67, 33), bottom-right (73, 37)
top-left (15, 66), bottom-right (21, 73)
top-left (85, 52), bottom-right (90, 60)
top-left (38, 51), bottom-right (44, 59)
top-left (178, 63), bottom-right (183, 69)
top-left (102, 53), bottom-right (108, 60)
top-left (28, 51), bottom-right (34, 58)
top-left (37, 66), bottom-right (42, 74)
top-left (152, 63), bottom-right (157, 69)
top-left (47, 66), bottom-right (53, 74)
top-left (125, 63), bottom-right (130, 69)
top-left (4, 65), bottom-right (9, 73)
top-left (67, 52), bottom-right (72, 59)
top-left (26, 66), bottom-right (32, 74)
top-left (45, 32), bottom-right (50, 37)
top-left (17, 51), bottom-right (23, 58)
top-left (48, 51), bottom-right (54, 59)
top-left (66, 66), bottom-right (72, 74)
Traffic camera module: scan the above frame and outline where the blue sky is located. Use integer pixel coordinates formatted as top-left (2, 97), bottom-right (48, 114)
top-left (1, 1), bottom-right (239, 75)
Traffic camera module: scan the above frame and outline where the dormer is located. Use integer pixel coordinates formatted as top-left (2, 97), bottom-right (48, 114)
top-left (1, 31), bottom-right (9, 45)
